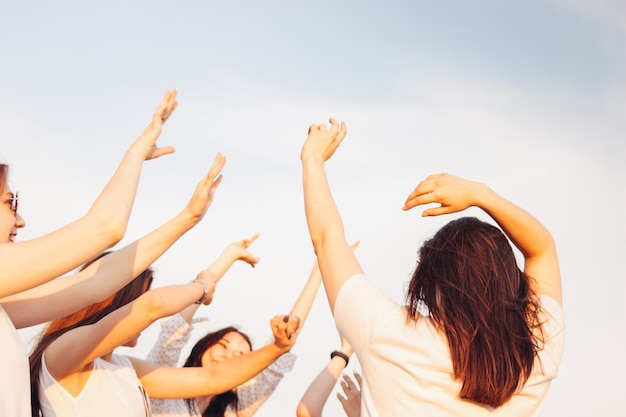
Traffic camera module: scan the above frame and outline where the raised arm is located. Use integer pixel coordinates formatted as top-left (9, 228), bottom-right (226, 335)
top-left (145, 234), bottom-right (260, 368)
top-left (296, 335), bottom-right (355, 417)
top-left (2, 153), bottom-right (226, 328)
top-left (300, 119), bottom-right (363, 313)
top-left (403, 173), bottom-right (561, 304)
top-left (0, 90), bottom-right (178, 298)
top-left (43, 275), bottom-right (217, 382)
top-left (130, 314), bottom-right (301, 399)
top-left (178, 234), bottom-right (260, 322)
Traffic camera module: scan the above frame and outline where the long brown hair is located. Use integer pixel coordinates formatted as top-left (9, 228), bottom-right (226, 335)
top-left (183, 326), bottom-right (252, 417)
top-left (405, 217), bottom-right (544, 407)
top-left (29, 252), bottom-right (154, 417)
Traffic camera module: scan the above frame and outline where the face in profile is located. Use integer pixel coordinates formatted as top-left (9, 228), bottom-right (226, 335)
top-left (201, 331), bottom-right (252, 367)
top-left (1, 184), bottom-right (24, 243)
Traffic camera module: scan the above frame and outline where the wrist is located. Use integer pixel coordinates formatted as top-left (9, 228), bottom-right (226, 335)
top-left (330, 350), bottom-right (350, 367)
top-left (189, 279), bottom-right (209, 304)
top-left (301, 154), bottom-right (326, 166)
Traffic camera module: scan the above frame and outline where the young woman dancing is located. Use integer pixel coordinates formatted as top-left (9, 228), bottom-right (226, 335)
top-left (147, 242), bottom-right (325, 417)
top-left (0, 90), bottom-right (177, 417)
top-left (29, 232), bottom-right (299, 417)
top-left (300, 118), bottom-right (564, 416)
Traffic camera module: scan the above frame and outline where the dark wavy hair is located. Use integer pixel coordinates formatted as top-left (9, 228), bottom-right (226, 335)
top-left (405, 217), bottom-right (544, 407)
top-left (29, 252), bottom-right (154, 417)
top-left (183, 326), bottom-right (252, 417)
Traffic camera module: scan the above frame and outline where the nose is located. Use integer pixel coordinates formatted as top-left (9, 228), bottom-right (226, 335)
top-left (15, 213), bottom-right (26, 228)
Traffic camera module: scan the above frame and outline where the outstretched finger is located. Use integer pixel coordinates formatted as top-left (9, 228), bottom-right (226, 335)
top-left (154, 90), bottom-right (177, 122)
top-left (329, 118), bottom-right (339, 135)
top-left (242, 233), bottom-right (260, 247)
top-left (206, 153), bottom-right (227, 181)
top-left (403, 191), bottom-right (439, 212)
top-left (420, 205), bottom-right (456, 217)
top-left (337, 392), bottom-right (348, 404)
top-left (343, 374), bottom-right (358, 392)
top-left (337, 120), bottom-right (347, 141)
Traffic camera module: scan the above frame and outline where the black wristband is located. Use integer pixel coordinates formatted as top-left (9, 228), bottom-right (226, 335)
top-left (330, 350), bottom-right (350, 367)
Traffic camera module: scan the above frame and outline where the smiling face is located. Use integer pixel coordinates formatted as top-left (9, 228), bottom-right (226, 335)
top-left (1, 177), bottom-right (26, 243)
top-left (200, 331), bottom-right (252, 367)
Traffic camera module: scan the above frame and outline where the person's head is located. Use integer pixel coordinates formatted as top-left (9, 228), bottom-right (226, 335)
top-left (1, 163), bottom-right (26, 243)
top-left (183, 327), bottom-right (253, 417)
top-left (405, 216), bottom-right (543, 407)
top-left (29, 252), bottom-right (154, 417)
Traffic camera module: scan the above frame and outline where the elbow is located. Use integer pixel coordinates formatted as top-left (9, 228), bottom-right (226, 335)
top-left (104, 216), bottom-right (127, 247)
top-left (296, 403), bottom-right (313, 417)
top-left (90, 211), bottom-right (129, 248)
top-left (136, 292), bottom-right (169, 323)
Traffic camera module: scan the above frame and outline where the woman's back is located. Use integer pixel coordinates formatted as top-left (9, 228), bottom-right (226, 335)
top-left (334, 275), bottom-right (565, 417)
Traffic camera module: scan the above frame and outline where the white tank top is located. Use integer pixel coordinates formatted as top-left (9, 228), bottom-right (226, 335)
top-left (39, 353), bottom-right (151, 417)
top-left (0, 304), bottom-right (30, 417)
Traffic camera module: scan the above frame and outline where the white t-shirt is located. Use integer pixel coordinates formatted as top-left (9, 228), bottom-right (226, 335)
top-left (0, 304), bottom-right (30, 417)
top-left (335, 274), bottom-right (565, 417)
top-left (147, 314), bottom-right (296, 417)
top-left (39, 353), bottom-right (151, 417)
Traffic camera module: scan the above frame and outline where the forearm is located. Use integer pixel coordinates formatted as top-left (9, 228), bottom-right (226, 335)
top-left (205, 248), bottom-right (243, 283)
top-left (289, 261), bottom-right (322, 326)
top-left (202, 344), bottom-right (289, 393)
top-left (86, 146), bottom-right (146, 239)
top-left (476, 183), bottom-right (561, 302)
top-left (0, 149), bottom-right (146, 298)
top-left (141, 343), bottom-right (289, 399)
top-left (297, 359), bottom-right (345, 417)
top-left (302, 159), bottom-right (361, 312)
top-left (302, 159), bottom-right (346, 252)
top-left (3, 210), bottom-right (198, 328)
top-left (142, 282), bottom-right (207, 323)
top-left (477, 183), bottom-right (556, 259)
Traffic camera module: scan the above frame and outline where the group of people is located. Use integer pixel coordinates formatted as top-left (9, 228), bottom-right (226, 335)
top-left (1, 90), bottom-right (564, 417)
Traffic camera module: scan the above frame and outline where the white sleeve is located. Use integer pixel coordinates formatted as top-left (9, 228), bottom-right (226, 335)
top-left (334, 274), bottom-right (398, 356)
top-left (145, 314), bottom-right (193, 367)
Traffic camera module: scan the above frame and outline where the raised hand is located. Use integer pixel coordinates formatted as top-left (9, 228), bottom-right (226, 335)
top-left (182, 153), bottom-right (227, 224)
top-left (132, 89), bottom-right (178, 161)
top-left (222, 234), bottom-right (261, 268)
top-left (270, 314), bottom-right (300, 351)
top-left (402, 173), bottom-right (485, 217)
top-left (300, 118), bottom-right (347, 163)
top-left (338, 372), bottom-right (362, 417)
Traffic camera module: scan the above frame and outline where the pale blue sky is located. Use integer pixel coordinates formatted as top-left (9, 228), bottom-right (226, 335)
top-left (2, 1), bottom-right (625, 416)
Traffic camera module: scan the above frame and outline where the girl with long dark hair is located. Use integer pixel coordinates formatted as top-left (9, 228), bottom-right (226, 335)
top-left (29, 234), bottom-right (300, 417)
top-left (300, 118), bottom-right (564, 416)
top-left (148, 246), bottom-right (328, 417)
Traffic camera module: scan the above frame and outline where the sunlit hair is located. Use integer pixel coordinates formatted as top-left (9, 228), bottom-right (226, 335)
top-left (183, 326), bottom-right (252, 417)
top-left (0, 163), bottom-right (8, 196)
top-left (405, 217), bottom-right (544, 408)
top-left (29, 252), bottom-right (154, 417)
